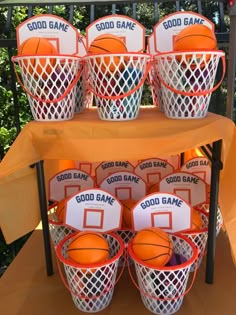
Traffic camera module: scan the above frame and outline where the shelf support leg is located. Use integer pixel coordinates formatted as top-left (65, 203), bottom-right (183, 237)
top-left (36, 160), bottom-right (54, 276)
top-left (205, 140), bottom-right (222, 284)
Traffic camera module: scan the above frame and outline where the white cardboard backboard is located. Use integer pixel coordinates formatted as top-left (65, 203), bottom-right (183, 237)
top-left (49, 168), bottom-right (95, 202)
top-left (95, 160), bottom-right (134, 186)
top-left (159, 171), bottom-right (208, 207)
top-left (181, 157), bottom-right (211, 185)
top-left (134, 158), bottom-right (174, 185)
top-left (132, 192), bottom-right (192, 232)
top-left (65, 188), bottom-right (122, 232)
top-left (16, 14), bottom-right (79, 54)
top-left (86, 14), bottom-right (146, 52)
top-left (99, 171), bottom-right (146, 201)
top-left (153, 11), bottom-right (215, 53)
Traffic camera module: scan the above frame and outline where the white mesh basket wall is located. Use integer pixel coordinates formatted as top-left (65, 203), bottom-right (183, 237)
top-left (196, 203), bottom-right (223, 237)
top-left (153, 51), bottom-right (225, 119)
top-left (128, 234), bottom-right (198, 315)
top-left (13, 55), bottom-right (82, 121)
top-left (85, 53), bottom-right (151, 121)
top-left (182, 211), bottom-right (209, 272)
top-left (56, 233), bottom-right (124, 313)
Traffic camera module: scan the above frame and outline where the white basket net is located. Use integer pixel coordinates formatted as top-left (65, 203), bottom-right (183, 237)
top-left (75, 61), bottom-right (93, 113)
top-left (85, 53), bottom-right (151, 121)
top-left (196, 203), bottom-right (223, 237)
top-left (13, 55), bottom-right (82, 121)
top-left (182, 210), bottom-right (209, 272)
top-left (56, 233), bottom-right (124, 313)
top-left (48, 205), bottom-right (76, 247)
top-left (149, 65), bottom-right (164, 111)
top-left (128, 234), bottom-right (198, 315)
top-left (114, 229), bottom-right (136, 266)
top-left (153, 51), bottom-right (225, 119)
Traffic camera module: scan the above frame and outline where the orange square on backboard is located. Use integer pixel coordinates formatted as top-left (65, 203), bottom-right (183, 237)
top-left (115, 187), bottom-right (132, 200)
top-left (151, 212), bottom-right (172, 230)
top-left (174, 188), bottom-right (191, 204)
top-left (83, 209), bottom-right (104, 229)
top-left (64, 185), bottom-right (81, 198)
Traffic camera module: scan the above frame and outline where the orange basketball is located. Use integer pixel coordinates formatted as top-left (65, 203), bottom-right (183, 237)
top-left (55, 198), bottom-right (66, 223)
top-left (88, 34), bottom-right (128, 73)
top-left (173, 24), bottom-right (217, 67)
top-left (121, 199), bottom-right (137, 228)
top-left (186, 208), bottom-right (203, 231)
top-left (147, 183), bottom-right (159, 195)
top-left (132, 227), bottom-right (173, 267)
top-left (67, 231), bottom-right (109, 265)
top-left (18, 37), bottom-right (58, 78)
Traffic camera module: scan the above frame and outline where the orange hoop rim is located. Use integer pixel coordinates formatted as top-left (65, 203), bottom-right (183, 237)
top-left (56, 231), bottom-right (125, 269)
top-left (128, 233), bottom-right (198, 271)
top-left (152, 50), bottom-right (226, 97)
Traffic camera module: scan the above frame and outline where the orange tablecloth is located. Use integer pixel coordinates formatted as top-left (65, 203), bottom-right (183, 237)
top-left (0, 107), bottom-right (236, 263)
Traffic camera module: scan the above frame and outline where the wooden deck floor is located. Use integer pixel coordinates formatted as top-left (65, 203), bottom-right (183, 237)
top-left (0, 229), bottom-right (236, 315)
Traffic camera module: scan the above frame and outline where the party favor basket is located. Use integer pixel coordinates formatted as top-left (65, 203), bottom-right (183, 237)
top-left (47, 203), bottom-right (75, 247)
top-left (85, 53), bottom-right (151, 121)
top-left (128, 234), bottom-right (198, 315)
top-left (56, 232), bottom-right (125, 313)
top-left (153, 50), bottom-right (225, 119)
top-left (12, 55), bottom-right (83, 121)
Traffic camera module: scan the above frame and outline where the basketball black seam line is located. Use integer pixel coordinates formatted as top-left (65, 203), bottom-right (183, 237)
top-left (89, 44), bottom-right (111, 53)
top-left (142, 252), bottom-right (172, 262)
top-left (71, 233), bottom-right (106, 242)
top-left (141, 229), bottom-right (170, 242)
top-left (94, 36), bottom-right (127, 50)
top-left (133, 243), bottom-right (172, 249)
top-left (68, 248), bottom-right (109, 252)
top-left (175, 34), bottom-right (216, 44)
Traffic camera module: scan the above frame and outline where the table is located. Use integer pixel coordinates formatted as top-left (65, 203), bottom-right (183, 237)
top-left (1, 229), bottom-right (236, 314)
top-left (0, 107), bottom-right (236, 283)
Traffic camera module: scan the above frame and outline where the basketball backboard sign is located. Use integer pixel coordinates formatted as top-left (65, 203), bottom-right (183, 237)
top-left (134, 158), bottom-right (174, 185)
top-left (86, 14), bottom-right (146, 52)
top-left (160, 155), bottom-right (180, 170)
top-left (159, 171), bottom-right (208, 207)
top-left (181, 157), bottom-right (211, 185)
top-left (132, 192), bottom-right (192, 232)
top-left (153, 11), bottom-right (215, 53)
top-left (95, 160), bottom-right (134, 186)
top-left (16, 14), bottom-right (79, 54)
top-left (99, 171), bottom-right (146, 201)
top-left (49, 168), bottom-right (95, 202)
top-left (64, 188), bottom-right (122, 232)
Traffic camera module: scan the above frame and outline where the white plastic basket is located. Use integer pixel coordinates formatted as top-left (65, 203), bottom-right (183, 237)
top-left (153, 50), bottom-right (225, 119)
top-left (128, 234), bottom-right (198, 315)
top-left (75, 61), bottom-right (93, 113)
top-left (182, 210), bottom-right (209, 272)
top-left (12, 55), bottom-right (83, 121)
top-left (48, 204), bottom-right (75, 247)
top-left (114, 229), bottom-right (136, 266)
top-left (149, 65), bottom-right (164, 111)
top-left (56, 232), bottom-right (125, 313)
top-left (85, 53), bottom-right (151, 121)
top-left (196, 203), bottom-right (223, 237)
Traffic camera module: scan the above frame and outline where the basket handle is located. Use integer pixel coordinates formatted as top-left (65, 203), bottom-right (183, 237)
top-left (127, 251), bottom-right (198, 302)
top-left (12, 55), bottom-right (83, 104)
top-left (87, 59), bottom-right (152, 100)
top-left (153, 52), bottom-right (226, 97)
top-left (56, 252), bottom-right (126, 300)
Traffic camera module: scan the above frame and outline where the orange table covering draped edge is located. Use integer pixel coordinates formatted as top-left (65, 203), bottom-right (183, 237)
top-left (0, 107), bottom-right (236, 265)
